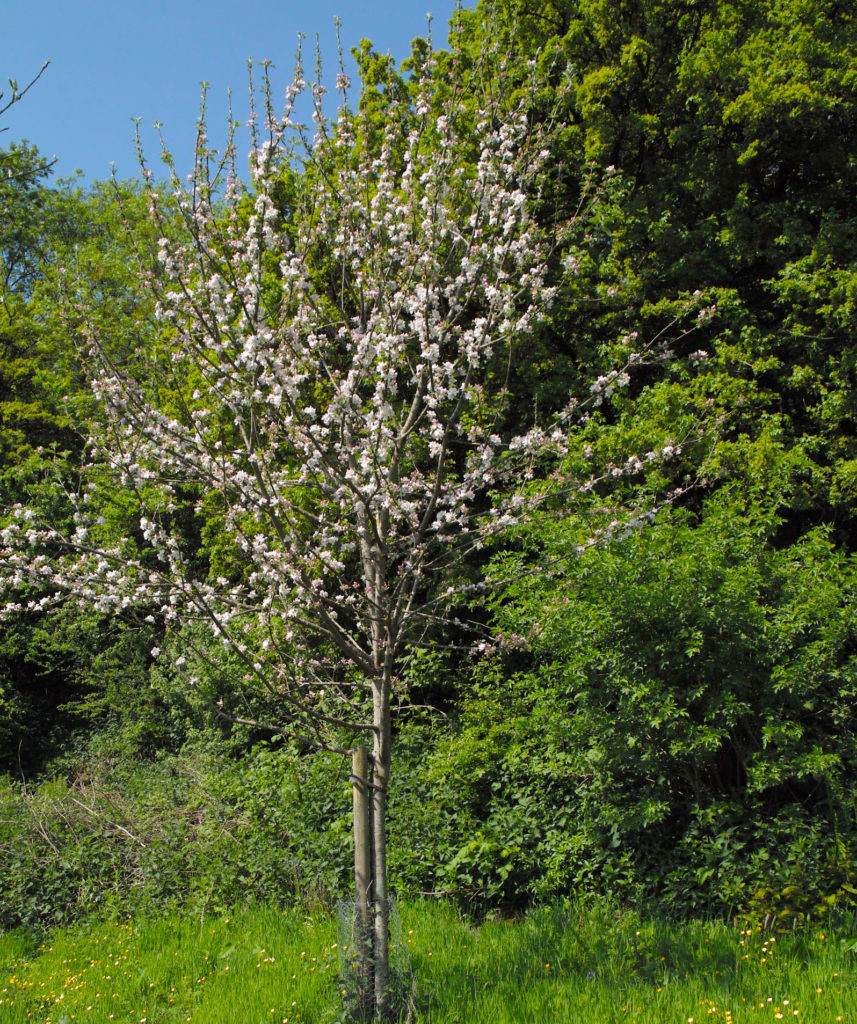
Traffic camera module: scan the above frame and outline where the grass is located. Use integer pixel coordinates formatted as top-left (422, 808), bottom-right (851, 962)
top-left (1, 900), bottom-right (856, 1023)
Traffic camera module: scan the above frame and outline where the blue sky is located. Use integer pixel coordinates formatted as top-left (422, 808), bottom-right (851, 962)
top-left (1, 0), bottom-right (461, 184)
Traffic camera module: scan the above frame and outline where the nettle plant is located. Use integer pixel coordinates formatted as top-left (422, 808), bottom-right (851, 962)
top-left (0, 44), bottom-right (697, 1019)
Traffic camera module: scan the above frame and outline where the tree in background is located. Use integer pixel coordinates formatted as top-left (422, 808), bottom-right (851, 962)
top-left (454, 0), bottom-right (857, 541)
top-left (0, 149), bottom-right (170, 773)
top-left (415, 0), bottom-right (857, 919)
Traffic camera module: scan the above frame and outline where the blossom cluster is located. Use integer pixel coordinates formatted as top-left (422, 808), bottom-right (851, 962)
top-left (0, 53), bottom-right (692, 741)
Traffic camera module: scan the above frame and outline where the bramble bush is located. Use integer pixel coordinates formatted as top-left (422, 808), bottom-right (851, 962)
top-left (421, 487), bottom-right (857, 917)
top-left (0, 737), bottom-right (354, 932)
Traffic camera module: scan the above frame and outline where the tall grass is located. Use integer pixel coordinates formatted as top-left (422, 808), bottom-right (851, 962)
top-left (403, 901), bottom-right (857, 1023)
top-left (2, 900), bottom-right (856, 1023)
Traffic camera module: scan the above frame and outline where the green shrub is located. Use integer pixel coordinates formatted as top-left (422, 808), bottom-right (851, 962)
top-left (432, 495), bottom-right (857, 915)
top-left (0, 740), bottom-right (355, 932)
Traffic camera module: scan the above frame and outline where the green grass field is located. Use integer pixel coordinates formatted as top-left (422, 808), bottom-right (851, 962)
top-left (2, 901), bottom-right (856, 1023)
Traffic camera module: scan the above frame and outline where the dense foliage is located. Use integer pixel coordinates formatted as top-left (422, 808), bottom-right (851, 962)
top-left (2, 0), bottom-right (857, 943)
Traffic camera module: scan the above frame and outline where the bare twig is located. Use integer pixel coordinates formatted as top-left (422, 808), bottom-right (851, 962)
top-left (0, 61), bottom-right (50, 124)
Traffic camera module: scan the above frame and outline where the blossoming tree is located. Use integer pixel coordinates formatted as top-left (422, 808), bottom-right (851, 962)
top-left (0, 45), bottom-right (687, 1019)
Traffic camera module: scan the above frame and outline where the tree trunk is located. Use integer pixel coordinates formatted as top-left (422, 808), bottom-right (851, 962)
top-left (351, 745), bottom-right (373, 1016)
